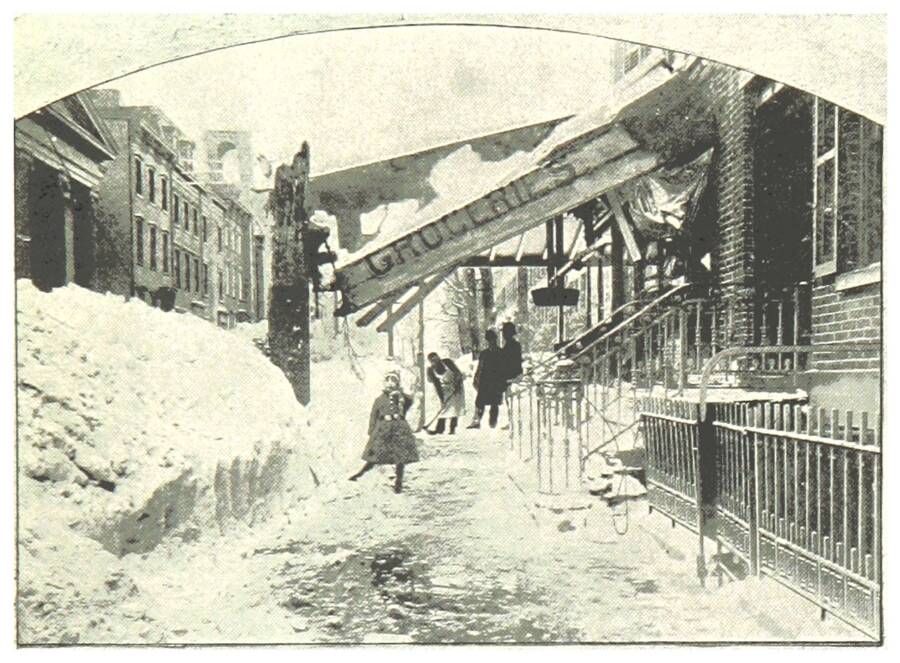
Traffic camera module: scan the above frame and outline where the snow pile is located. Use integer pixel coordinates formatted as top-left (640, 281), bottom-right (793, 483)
top-left (16, 281), bottom-right (339, 641)
top-left (346, 143), bottom-right (539, 264)
top-left (234, 306), bottom-right (385, 365)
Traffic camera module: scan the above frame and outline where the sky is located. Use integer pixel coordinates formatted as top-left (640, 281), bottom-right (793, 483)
top-left (107, 25), bottom-right (614, 175)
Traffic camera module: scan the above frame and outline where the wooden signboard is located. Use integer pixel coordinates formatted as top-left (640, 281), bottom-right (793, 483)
top-left (334, 123), bottom-right (660, 312)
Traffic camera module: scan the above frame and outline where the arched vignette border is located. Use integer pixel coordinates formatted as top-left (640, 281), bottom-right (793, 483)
top-left (14, 19), bottom-right (886, 125)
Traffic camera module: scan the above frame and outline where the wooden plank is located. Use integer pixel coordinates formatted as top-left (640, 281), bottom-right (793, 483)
top-left (606, 190), bottom-right (642, 263)
top-left (565, 217), bottom-right (585, 258)
top-left (461, 254), bottom-right (552, 267)
top-left (376, 269), bottom-right (452, 332)
top-left (354, 287), bottom-right (409, 327)
top-left (514, 231), bottom-right (527, 262)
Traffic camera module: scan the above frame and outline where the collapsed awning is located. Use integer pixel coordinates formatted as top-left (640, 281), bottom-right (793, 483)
top-left (333, 56), bottom-right (717, 314)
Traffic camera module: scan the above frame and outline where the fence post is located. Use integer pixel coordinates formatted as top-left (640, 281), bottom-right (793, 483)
top-left (695, 401), bottom-right (711, 586)
top-left (749, 405), bottom-right (761, 576)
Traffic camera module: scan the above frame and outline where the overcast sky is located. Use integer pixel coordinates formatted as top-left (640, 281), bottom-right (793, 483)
top-left (107, 25), bottom-right (614, 175)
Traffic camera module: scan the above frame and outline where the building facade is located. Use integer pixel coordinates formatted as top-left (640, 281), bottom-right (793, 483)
top-left (14, 92), bottom-right (117, 292)
top-left (86, 89), bottom-right (262, 327)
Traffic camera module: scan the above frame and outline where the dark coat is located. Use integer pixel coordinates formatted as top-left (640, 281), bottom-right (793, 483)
top-left (474, 346), bottom-right (506, 407)
top-left (501, 339), bottom-right (523, 383)
top-left (362, 390), bottom-right (419, 465)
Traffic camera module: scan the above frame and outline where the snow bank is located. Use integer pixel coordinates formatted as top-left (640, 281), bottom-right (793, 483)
top-left (16, 281), bottom-right (332, 556)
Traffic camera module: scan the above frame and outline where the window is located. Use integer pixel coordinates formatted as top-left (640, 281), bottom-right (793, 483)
top-left (161, 231), bottom-right (170, 273)
top-left (173, 194), bottom-right (180, 222)
top-left (149, 225), bottom-right (157, 270)
top-left (813, 98), bottom-right (883, 276)
top-left (148, 167), bottom-right (156, 203)
top-left (135, 218), bottom-right (144, 265)
top-left (185, 254), bottom-right (191, 292)
top-left (174, 249), bottom-right (181, 287)
top-left (183, 202), bottom-right (189, 231)
top-left (202, 216), bottom-right (208, 242)
top-left (217, 226), bottom-right (223, 252)
top-left (193, 208), bottom-right (199, 236)
top-left (194, 257), bottom-right (200, 292)
top-left (218, 268), bottom-right (224, 298)
top-left (202, 263), bottom-right (209, 295)
top-left (161, 177), bottom-right (168, 211)
top-left (813, 99), bottom-right (838, 275)
top-left (134, 158), bottom-right (143, 195)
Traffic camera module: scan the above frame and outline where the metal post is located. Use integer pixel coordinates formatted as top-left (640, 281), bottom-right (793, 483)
top-left (418, 300), bottom-right (426, 431)
top-left (387, 303), bottom-right (395, 357)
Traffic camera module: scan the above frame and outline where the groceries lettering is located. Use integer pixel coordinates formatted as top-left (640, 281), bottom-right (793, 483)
top-left (363, 160), bottom-right (577, 278)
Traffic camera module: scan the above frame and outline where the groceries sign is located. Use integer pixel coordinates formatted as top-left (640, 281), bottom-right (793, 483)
top-left (335, 123), bottom-right (660, 311)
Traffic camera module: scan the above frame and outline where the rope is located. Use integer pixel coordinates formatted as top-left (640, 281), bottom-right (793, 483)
top-left (340, 317), bottom-right (366, 382)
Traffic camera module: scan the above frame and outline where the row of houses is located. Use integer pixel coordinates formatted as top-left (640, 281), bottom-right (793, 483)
top-left (14, 89), bottom-right (265, 329)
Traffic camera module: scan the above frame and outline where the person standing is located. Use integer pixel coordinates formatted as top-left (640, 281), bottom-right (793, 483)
top-left (500, 322), bottom-right (524, 430)
top-left (468, 329), bottom-right (506, 429)
top-left (425, 352), bottom-right (465, 435)
top-left (500, 322), bottom-right (523, 383)
top-left (349, 370), bottom-right (419, 493)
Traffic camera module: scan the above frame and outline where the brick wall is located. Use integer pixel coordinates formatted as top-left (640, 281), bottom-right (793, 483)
top-left (810, 280), bottom-right (880, 371)
top-left (708, 67), bottom-right (757, 346)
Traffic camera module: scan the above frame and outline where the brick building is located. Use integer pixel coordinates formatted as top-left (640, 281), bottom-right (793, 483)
top-left (85, 89), bottom-right (262, 327)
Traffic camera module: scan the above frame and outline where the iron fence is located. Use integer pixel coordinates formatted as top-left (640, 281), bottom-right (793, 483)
top-left (712, 401), bottom-right (881, 638)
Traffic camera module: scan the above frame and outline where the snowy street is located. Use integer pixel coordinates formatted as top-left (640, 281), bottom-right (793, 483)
top-left (126, 426), bottom-right (863, 644)
top-left (15, 285), bottom-right (866, 644)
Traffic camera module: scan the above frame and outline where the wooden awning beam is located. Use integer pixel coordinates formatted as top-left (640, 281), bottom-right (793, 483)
top-left (355, 287), bottom-right (410, 327)
top-left (461, 255), bottom-right (553, 267)
top-left (514, 231), bottom-right (527, 262)
top-left (565, 217), bottom-right (585, 259)
top-left (376, 269), bottom-right (453, 333)
top-left (606, 190), bottom-right (642, 263)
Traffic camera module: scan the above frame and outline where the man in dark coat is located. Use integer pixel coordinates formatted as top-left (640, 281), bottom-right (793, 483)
top-left (467, 329), bottom-right (506, 429)
top-left (349, 371), bottom-right (418, 493)
top-left (500, 322), bottom-right (523, 383)
top-left (500, 322), bottom-right (524, 430)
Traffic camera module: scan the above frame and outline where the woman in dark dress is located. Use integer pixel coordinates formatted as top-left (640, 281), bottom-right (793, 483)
top-left (468, 329), bottom-right (506, 429)
top-left (349, 371), bottom-right (419, 493)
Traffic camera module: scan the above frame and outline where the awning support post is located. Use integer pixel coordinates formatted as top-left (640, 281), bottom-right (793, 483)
top-left (418, 300), bottom-right (426, 431)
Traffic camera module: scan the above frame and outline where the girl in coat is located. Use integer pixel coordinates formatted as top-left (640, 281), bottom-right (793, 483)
top-left (349, 370), bottom-right (419, 493)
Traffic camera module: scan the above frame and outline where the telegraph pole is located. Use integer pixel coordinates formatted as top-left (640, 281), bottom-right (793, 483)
top-left (268, 143), bottom-right (312, 405)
